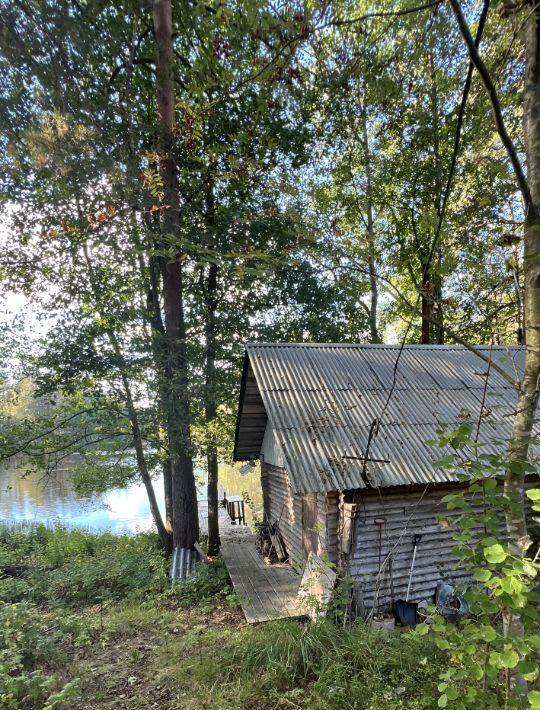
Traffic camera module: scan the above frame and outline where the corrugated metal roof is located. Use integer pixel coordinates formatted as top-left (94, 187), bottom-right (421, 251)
top-left (234, 344), bottom-right (537, 494)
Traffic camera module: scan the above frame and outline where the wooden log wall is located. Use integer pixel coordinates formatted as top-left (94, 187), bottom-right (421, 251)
top-left (348, 485), bottom-right (482, 613)
top-left (261, 462), bottom-right (339, 570)
top-left (261, 462), bottom-right (304, 568)
top-left (347, 479), bottom-right (539, 614)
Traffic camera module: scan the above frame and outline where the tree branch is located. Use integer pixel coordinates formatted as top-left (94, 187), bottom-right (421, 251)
top-left (448, 0), bottom-right (532, 214)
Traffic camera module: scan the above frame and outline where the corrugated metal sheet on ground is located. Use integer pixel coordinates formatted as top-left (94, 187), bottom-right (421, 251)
top-left (169, 548), bottom-right (199, 581)
top-left (235, 344), bottom-right (537, 493)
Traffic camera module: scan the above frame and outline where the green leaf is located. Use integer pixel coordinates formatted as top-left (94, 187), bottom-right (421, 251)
top-left (473, 568), bottom-right (492, 582)
top-left (526, 488), bottom-right (540, 501)
top-left (489, 652), bottom-right (503, 668)
top-left (469, 663), bottom-right (484, 680)
top-left (435, 637), bottom-right (451, 650)
top-left (434, 455), bottom-right (456, 468)
top-left (529, 690), bottom-right (540, 709)
top-left (517, 660), bottom-right (538, 680)
top-left (438, 693), bottom-right (448, 708)
top-left (484, 544), bottom-right (507, 564)
top-left (499, 649), bottom-right (520, 669)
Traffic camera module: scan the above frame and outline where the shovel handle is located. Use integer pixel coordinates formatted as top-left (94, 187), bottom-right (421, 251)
top-left (406, 536), bottom-right (421, 601)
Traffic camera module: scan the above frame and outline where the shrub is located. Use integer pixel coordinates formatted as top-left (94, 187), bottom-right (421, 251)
top-left (0, 526), bottom-right (168, 606)
top-left (171, 558), bottom-right (234, 607)
top-left (0, 601), bottom-right (80, 709)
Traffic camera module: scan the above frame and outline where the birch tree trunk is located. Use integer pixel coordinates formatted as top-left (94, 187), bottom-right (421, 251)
top-left (502, 5), bottom-right (540, 651)
top-left (449, 0), bottom-right (540, 695)
top-left (360, 106), bottom-right (381, 344)
top-left (152, 0), bottom-right (199, 549)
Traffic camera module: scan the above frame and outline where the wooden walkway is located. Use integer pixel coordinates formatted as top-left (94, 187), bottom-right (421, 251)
top-left (221, 535), bottom-right (303, 623)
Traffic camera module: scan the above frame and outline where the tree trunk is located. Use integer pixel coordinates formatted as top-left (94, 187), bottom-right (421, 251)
top-left (361, 106), bottom-right (381, 344)
top-left (431, 49), bottom-right (444, 346)
top-left (511, 242), bottom-right (525, 345)
top-left (203, 177), bottom-right (220, 554)
top-left (120, 367), bottom-right (172, 554)
top-left (145, 248), bottom-right (174, 534)
top-left (421, 48), bottom-right (444, 346)
top-left (502, 9), bottom-right (540, 689)
top-left (205, 261), bottom-right (220, 555)
top-left (450, 0), bottom-right (540, 696)
top-left (420, 279), bottom-right (433, 344)
top-left (81, 244), bottom-right (172, 551)
top-left (152, 0), bottom-right (198, 549)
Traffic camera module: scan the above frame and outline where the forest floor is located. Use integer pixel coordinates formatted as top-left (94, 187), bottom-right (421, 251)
top-left (0, 525), bottom-right (445, 709)
top-left (72, 598), bottom-right (245, 709)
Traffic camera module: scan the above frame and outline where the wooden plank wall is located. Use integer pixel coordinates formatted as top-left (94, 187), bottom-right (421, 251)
top-left (348, 480), bottom-right (539, 614)
top-left (261, 462), bottom-right (305, 568)
top-left (348, 485), bottom-right (481, 613)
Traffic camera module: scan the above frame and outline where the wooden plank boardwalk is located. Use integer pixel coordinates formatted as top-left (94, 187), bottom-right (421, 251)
top-left (197, 499), bottom-right (253, 541)
top-left (221, 535), bottom-right (303, 623)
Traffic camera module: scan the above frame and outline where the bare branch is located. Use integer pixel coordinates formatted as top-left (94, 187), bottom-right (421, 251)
top-left (448, 0), bottom-right (532, 213)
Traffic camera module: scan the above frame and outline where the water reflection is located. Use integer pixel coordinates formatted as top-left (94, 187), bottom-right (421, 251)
top-left (0, 460), bottom-right (263, 534)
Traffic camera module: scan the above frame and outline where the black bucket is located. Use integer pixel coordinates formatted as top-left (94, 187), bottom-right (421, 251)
top-left (394, 599), bottom-right (418, 627)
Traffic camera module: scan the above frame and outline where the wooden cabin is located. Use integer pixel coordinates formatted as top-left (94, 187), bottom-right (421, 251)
top-left (233, 343), bottom-right (538, 613)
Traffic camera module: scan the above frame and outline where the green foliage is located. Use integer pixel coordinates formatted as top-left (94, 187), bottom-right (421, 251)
top-left (421, 427), bottom-right (540, 708)
top-left (170, 558), bottom-right (235, 608)
top-left (0, 525), bottom-right (168, 606)
top-left (0, 601), bottom-right (80, 709)
top-left (167, 616), bottom-right (444, 709)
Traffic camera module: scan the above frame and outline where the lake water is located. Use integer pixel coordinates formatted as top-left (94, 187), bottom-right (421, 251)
top-left (0, 460), bottom-right (263, 534)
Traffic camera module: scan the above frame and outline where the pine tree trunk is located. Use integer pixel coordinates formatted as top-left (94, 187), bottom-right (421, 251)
top-left (204, 178), bottom-right (220, 555)
top-left (152, 0), bottom-right (198, 549)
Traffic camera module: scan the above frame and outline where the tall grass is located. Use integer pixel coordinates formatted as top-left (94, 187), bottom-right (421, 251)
top-left (165, 615), bottom-right (444, 709)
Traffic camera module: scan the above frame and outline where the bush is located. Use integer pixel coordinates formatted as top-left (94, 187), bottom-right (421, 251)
top-left (44, 539), bottom-right (167, 605)
top-left (0, 526), bottom-right (168, 606)
top-left (0, 601), bottom-right (80, 709)
top-left (171, 558), bottom-right (234, 607)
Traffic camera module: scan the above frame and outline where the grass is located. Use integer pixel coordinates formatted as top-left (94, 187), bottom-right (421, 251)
top-left (0, 525), bottom-right (446, 709)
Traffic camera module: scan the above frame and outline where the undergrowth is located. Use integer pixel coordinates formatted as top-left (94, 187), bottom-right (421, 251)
top-left (161, 617), bottom-right (444, 709)
top-left (0, 525), bottom-right (168, 708)
top-left (0, 524), bottom-right (168, 605)
top-left (0, 525), bottom-right (450, 709)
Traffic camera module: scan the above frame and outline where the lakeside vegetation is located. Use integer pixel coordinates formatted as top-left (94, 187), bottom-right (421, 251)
top-left (0, 524), bottom-right (448, 709)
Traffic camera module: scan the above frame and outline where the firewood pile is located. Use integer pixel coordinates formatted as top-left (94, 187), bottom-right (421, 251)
top-left (254, 520), bottom-right (288, 563)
